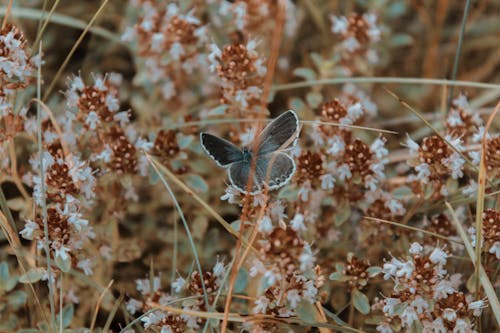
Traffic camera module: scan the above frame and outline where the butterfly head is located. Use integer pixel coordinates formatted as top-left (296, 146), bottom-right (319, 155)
top-left (242, 147), bottom-right (252, 162)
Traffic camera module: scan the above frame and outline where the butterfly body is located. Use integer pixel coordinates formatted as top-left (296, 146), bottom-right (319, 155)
top-left (200, 110), bottom-right (299, 194)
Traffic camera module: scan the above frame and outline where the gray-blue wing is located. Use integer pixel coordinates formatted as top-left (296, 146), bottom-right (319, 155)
top-left (255, 152), bottom-right (296, 190)
top-left (228, 161), bottom-right (261, 194)
top-left (200, 133), bottom-right (243, 167)
top-left (256, 110), bottom-right (299, 156)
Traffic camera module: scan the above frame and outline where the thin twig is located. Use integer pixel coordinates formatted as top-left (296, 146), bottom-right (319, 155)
top-left (1, 0), bottom-right (13, 29)
top-left (474, 101), bottom-right (500, 295)
top-left (272, 77), bottom-right (500, 91)
top-left (37, 41), bottom-right (56, 333)
top-left (89, 280), bottom-right (114, 332)
top-left (446, 202), bottom-right (500, 325)
top-left (447, 0), bottom-right (472, 110)
top-left (146, 153), bottom-right (210, 309)
top-left (43, 0), bottom-right (110, 100)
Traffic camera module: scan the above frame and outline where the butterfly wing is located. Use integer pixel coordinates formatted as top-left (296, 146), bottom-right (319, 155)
top-left (255, 152), bottom-right (296, 190)
top-left (256, 110), bottom-right (299, 156)
top-left (228, 161), bottom-right (261, 194)
top-left (200, 133), bottom-right (243, 167)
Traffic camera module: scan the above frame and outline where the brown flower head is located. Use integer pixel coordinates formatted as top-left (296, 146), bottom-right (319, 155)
top-left (296, 150), bottom-right (324, 187)
top-left (106, 126), bottom-right (138, 174)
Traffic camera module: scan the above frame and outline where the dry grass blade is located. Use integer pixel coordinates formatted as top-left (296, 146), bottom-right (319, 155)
top-left (89, 279), bottom-right (114, 332)
top-left (147, 154), bottom-right (255, 251)
top-left (445, 202), bottom-right (500, 325)
top-left (43, 0), bottom-right (110, 100)
top-left (272, 77), bottom-right (500, 91)
top-left (474, 101), bottom-right (500, 295)
top-left (0, 6), bottom-right (122, 45)
top-left (363, 216), bottom-right (463, 244)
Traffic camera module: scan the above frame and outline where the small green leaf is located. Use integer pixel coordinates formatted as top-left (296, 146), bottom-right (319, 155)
top-left (367, 266), bottom-right (382, 277)
top-left (57, 304), bottom-right (74, 328)
top-left (334, 203), bottom-right (351, 226)
top-left (335, 263), bottom-right (345, 273)
top-left (178, 134), bottom-right (194, 149)
top-left (329, 272), bottom-right (344, 281)
top-left (185, 174), bottom-right (208, 193)
top-left (19, 267), bottom-right (44, 283)
top-left (234, 268), bottom-right (248, 293)
top-left (207, 104), bottom-right (228, 116)
top-left (55, 255), bottom-right (71, 273)
top-left (306, 92), bottom-right (322, 109)
top-left (352, 289), bottom-right (370, 315)
top-left (289, 97), bottom-right (306, 114)
top-left (392, 186), bottom-right (413, 200)
top-left (7, 290), bottom-right (27, 310)
top-left (293, 67), bottom-right (317, 81)
top-left (0, 262), bottom-right (9, 280)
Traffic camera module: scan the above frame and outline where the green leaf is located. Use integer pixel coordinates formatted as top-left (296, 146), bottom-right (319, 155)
top-left (322, 306), bottom-right (348, 326)
top-left (335, 263), bottom-right (345, 273)
top-left (57, 304), bottom-right (74, 328)
top-left (306, 92), bottom-right (322, 109)
top-left (329, 272), bottom-right (344, 281)
top-left (234, 268), bottom-right (248, 293)
top-left (352, 289), bottom-right (370, 315)
top-left (207, 104), bottom-right (228, 116)
top-left (293, 67), bottom-right (316, 81)
top-left (7, 290), bottom-right (27, 310)
top-left (19, 267), bottom-right (44, 283)
top-left (0, 262), bottom-right (9, 280)
top-left (185, 174), bottom-right (208, 193)
top-left (334, 203), bottom-right (351, 226)
top-left (289, 97), bottom-right (306, 114)
top-left (55, 255), bottom-right (71, 273)
top-left (177, 134), bottom-right (194, 149)
top-left (392, 186), bottom-right (413, 200)
top-left (367, 266), bottom-right (382, 277)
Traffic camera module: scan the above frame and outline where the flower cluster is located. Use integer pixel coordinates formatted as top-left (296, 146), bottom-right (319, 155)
top-left (247, 227), bottom-right (323, 332)
top-left (218, 0), bottom-right (298, 38)
top-left (127, 262), bottom-right (226, 332)
top-left (0, 23), bottom-right (38, 142)
top-left (330, 13), bottom-right (381, 65)
top-left (469, 209), bottom-right (500, 259)
top-left (122, 1), bottom-right (208, 102)
top-left (376, 243), bottom-right (486, 332)
top-left (208, 40), bottom-right (266, 114)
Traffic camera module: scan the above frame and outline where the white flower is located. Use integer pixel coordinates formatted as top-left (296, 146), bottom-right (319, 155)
top-left (161, 325), bottom-right (173, 333)
top-left (371, 137), bottom-right (388, 159)
top-left (411, 296), bottom-right (429, 314)
top-left (382, 298), bottom-right (401, 316)
top-left (126, 298), bottom-right (142, 314)
top-left (327, 135), bottom-right (345, 155)
top-left (299, 243), bottom-right (315, 271)
top-left (433, 280), bottom-right (455, 300)
top-left (452, 319), bottom-right (471, 333)
top-left (220, 186), bottom-right (239, 204)
top-left (330, 15), bottom-right (348, 34)
top-left (404, 134), bottom-right (420, 155)
top-left (258, 215), bottom-right (273, 234)
top-left (462, 180), bottom-right (478, 196)
top-left (298, 180), bottom-right (312, 202)
top-left (376, 322), bottom-right (393, 333)
top-left (169, 42), bottom-right (185, 61)
top-left (401, 306), bottom-right (419, 327)
top-left (320, 173), bottom-right (335, 190)
top-left (489, 241), bottom-right (500, 259)
top-left (172, 276), bottom-right (186, 293)
top-left (55, 245), bottom-right (71, 261)
top-left (415, 163), bottom-right (431, 183)
top-left (207, 43), bottom-right (221, 72)
top-left (253, 296), bottom-right (270, 314)
top-left (442, 308), bottom-right (457, 321)
top-left (429, 248), bottom-right (448, 266)
top-left (443, 152), bottom-right (465, 179)
top-left (468, 299), bottom-right (487, 316)
top-left (136, 276), bottom-right (161, 295)
top-left (337, 163), bottom-right (352, 181)
top-left (77, 258), bottom-right (94, 275)
top-left (290, 213), bottom-right (306, 231)
top-left (213, 260), bottom-right (226, 279)
top-left (422, 317), bottom-right (446, 333)
top-left (409, 242), bottom-right (423, 255)
top-left (20, 220), bottom-right (39, 240)
top-left (287, 289), bottom-right (301, 308)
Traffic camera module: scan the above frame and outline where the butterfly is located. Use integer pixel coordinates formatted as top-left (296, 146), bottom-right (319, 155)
top-left (200, 110), bottom-right (299, 194)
